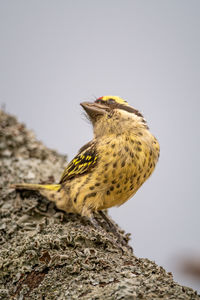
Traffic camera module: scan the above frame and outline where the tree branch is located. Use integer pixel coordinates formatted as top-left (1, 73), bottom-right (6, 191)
top-left (0, 110), bottom-right (199, 299)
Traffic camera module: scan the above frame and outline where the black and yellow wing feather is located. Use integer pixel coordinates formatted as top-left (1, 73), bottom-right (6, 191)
top-left (59, 141), bottom-right (98, 184)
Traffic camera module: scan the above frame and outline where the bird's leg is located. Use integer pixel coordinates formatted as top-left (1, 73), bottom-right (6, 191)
top-left (98, 210), bottom-right (117, 231)
top-left (89, 214), bottom-right (103, 231)
top-left (88, 213), bottom-right (125, 254)
top-left (98, 210), bottom-right (129, 248)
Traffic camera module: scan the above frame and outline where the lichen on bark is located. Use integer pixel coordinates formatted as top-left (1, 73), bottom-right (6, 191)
top-left (0, 110), bottom-right (199, 299)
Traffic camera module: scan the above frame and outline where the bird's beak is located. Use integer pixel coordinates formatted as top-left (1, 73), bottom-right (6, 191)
top-left (80, 102), bottom-right (109, 120)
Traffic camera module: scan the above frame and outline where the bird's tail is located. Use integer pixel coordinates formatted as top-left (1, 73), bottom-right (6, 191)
top-left (10, 183), bottom-right (61, 203)
top-left (11, 183), bottom-right (61, 192)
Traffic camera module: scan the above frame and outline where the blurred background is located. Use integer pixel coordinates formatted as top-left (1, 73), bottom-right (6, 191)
top-left (0, 0), bottom-right (199, 292)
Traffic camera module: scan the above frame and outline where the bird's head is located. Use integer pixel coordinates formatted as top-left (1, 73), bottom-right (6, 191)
top-left (81, 96), bottom-right (148, 137)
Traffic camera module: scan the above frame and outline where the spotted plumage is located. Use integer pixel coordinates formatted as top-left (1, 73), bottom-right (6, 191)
top-left (12, 95), bottom-right (160, 218)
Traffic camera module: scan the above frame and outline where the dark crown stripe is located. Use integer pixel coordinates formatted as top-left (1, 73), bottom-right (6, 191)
top-left (118, 104), bottom-right (148, 127)
top-left (95, 97), bottom-right (147, 125)
top-left (117, 104), bottom-right (143, 118)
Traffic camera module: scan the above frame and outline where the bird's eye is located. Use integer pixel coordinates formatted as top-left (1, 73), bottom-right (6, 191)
top-left (108, 99), bottom-right (116, 104)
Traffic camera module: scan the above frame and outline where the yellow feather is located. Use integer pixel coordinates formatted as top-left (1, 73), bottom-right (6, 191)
top-left (100, 95), bottom-right (129, 106)
top-left (11, 183), bottom-right (60, 191)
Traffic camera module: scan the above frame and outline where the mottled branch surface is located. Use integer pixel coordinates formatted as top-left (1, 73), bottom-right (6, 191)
top-left (0, 110), bottom-right (199, 300)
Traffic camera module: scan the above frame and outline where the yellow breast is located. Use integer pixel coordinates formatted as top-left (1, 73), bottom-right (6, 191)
top-left (92, 133), bottom-right (159, 209)
top-left (67, 131), bottom-right (159, 216)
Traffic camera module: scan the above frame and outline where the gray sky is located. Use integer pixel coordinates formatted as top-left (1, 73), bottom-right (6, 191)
top-left (0, 0), bottom-right (200, 292)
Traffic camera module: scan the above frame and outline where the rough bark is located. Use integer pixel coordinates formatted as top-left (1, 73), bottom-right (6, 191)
top-left (0, 110), bottom-right (199, 300)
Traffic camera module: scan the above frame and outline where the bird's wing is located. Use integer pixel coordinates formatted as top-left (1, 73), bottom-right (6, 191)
top-left (59, 141), bottom-right (98, 183)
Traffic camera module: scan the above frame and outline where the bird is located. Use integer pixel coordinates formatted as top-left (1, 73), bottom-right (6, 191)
top-left (12, 96), bottom-right (160, 224)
